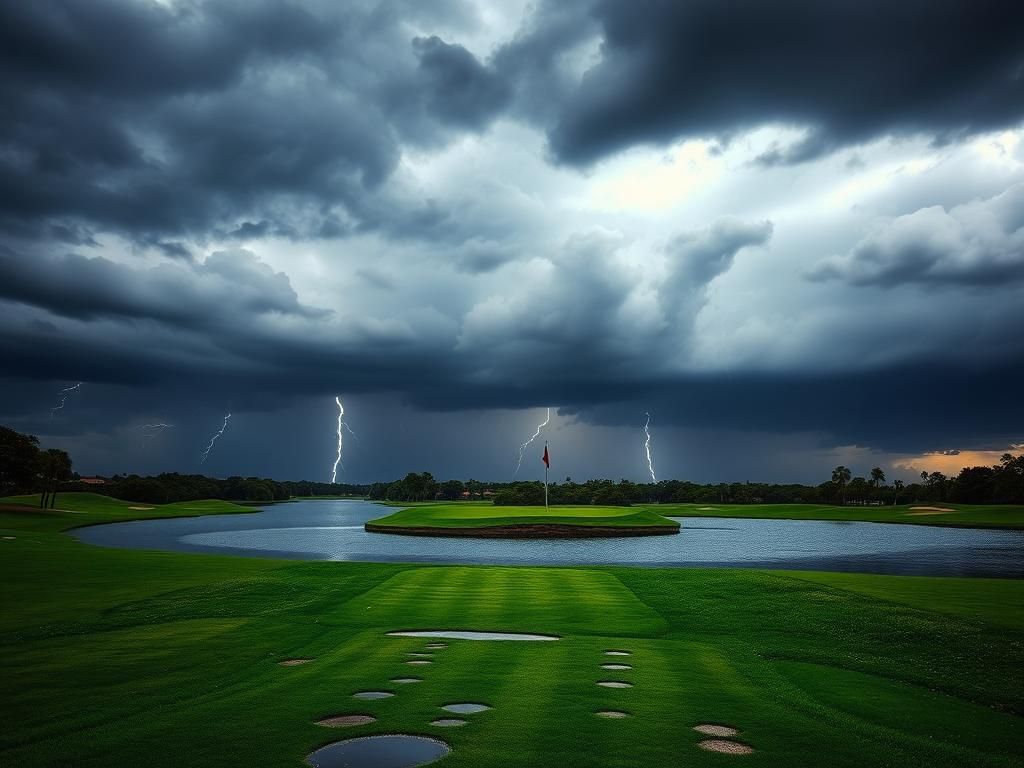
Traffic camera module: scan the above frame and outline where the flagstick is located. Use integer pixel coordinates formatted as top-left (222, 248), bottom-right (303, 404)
top-left (544, 440), bottom-right (549, 512)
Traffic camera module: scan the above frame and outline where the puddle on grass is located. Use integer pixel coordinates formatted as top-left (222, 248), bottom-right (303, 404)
top-left (388, 630), bottom-right (559, 641)
top-left (424, 643), bottom-right (447, 649)
top-left (604, 650), bottom-right (631, 656)
top-left (406, 660), bottom-right (432, 665)
top-left (698, 739), bottom-right (754, 755)
top-left (430, 718), bottom-right (467, 727)
top-left (407, 652), bottom-right (434, 657)
top-left (694, 724), bottom-right (739, 737)
top-left (316, 714), bottom-right (377, 728)
top-left (600, 663), bottom-right (632, 670)
top-left (441, 703), bottom-right (490, 714)
top-left (597, 681), bottom-right (633, 689)
top-left (278, 658), bottom-right (313, 666)
top-left (306, 735), bottom-right (450, 768)
top-left (352, 691), bottom-right (395, 700)
top-left (595, 710), bottom-right (630, 719)
top-left (391, 677), bottom-right (422, 684)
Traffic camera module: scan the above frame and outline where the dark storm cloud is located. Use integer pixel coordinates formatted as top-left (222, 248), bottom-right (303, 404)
top-left (808, 184), bottom-right (1024, 287)
top-left (536, 0), bottom-right (1024, 166)
top-left (0, 0), bottom-right (496, 245)
top-left (0, 245), bottom-right (326, 326)
top-left (411, 36), bottom-right (510, 130)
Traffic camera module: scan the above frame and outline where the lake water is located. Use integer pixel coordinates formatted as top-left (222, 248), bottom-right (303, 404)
top-left (73, 499), bottom-right (1024, 577)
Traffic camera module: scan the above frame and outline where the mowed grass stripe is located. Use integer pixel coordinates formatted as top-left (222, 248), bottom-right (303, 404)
top-left (338, 567), bottom-right (666, 637)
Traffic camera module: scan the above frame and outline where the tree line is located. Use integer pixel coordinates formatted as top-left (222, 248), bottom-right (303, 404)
top-left (3, 424), bottom-right (1022, 506)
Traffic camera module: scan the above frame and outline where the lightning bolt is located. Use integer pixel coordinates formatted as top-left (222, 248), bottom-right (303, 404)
top-left (644, 412), bottom-right (657, 483)
top-left (135, 423), bottom-right (174, 443)
top-left (514, 407), bottom-right (550, 478)
top-left (331, 396), bottom-right (346, 483)
top-left (200, 412), bottom-right (231, 464)
top-left (49, 382), bottom-right (82, 421)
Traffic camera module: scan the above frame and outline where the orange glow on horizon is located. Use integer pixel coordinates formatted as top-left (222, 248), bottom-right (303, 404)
top-left (892, 448), bottom-right (1022, 478)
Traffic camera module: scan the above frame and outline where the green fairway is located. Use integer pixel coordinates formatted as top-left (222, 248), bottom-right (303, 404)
top-left (656, 501), bottom-right (1024, 529)
top-left (1, 495), bottom-right (1022, 767)
top-left (366, 502), bottom-right (680, 534)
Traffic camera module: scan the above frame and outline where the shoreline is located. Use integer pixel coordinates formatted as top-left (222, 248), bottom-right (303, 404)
top-left (364, 522), bottom-right (680, 538)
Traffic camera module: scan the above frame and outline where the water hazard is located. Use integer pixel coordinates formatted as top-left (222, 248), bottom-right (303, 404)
top-left (306, 735), bottom-right (449, 768)
top-left (73, 499), bottom-right (1024, 577)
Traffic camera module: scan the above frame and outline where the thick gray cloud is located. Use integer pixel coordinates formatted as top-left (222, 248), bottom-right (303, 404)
top-left (539, 0), bottom-right (1024, 166)
top-left (808, 184), bottom-right (1024, 286)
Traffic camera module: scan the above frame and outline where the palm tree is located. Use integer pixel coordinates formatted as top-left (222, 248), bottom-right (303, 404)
top-left (832, 465), bottom-right (852, 505)
top-left (892, 479), bottom-right (905, 506)
top-left (870, 467), bottom-right (886, 487)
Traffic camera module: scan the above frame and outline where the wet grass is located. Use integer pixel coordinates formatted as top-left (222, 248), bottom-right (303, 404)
top-left (0, 495), bottom-right (1022, 767)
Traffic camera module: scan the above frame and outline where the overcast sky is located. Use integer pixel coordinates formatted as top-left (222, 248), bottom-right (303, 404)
top-left (2, 0), bottom-right (1023, 484)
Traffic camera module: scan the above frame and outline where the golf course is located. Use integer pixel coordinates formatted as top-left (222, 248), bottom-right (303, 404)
top-left (2, 493), bottom-right (1022, 767)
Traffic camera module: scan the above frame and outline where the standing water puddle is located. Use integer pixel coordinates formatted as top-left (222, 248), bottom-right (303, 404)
top-left (441, 703), bottom-right (490, 714)
top-left (306, 735), bottom-right (449, 768)
top-left (352, 691), bottom-right (394, 700)
top-left (388, 630), bottom-right (559, 641)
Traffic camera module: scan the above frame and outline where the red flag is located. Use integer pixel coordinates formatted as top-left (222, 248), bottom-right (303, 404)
top-left (542, 445), bottom-right (550, 468)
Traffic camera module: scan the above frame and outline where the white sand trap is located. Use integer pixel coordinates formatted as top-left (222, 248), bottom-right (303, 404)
top-left (597, 681), bottom-right (633, 689)
top-left (694, 724), bottom-right (739, 737)
top-left (601, 663), bottom-right (632, 670)
top-left (697, 506), bottom-right (719, 511)
top-left (698, 739), bottom-right (753, 755)
top-left (317, 714), bottom-right (377, 728)
top-left (909, 506), bottom-right (955, 513)
top-left (424, 643), bottom-right (448, 650)
top-left (388, 630), bottom-right (559, 641)
top-left (391, 677), bottom-right (422, 684)
top-left (407, 659), bottom-right (432, 665)
top-left (352, 691), bottom-right (394, 700)
top-left (128, 506), bottom-right (155, 510)
top-left (2, 536), bottom-right (15, 540)
top-left (430, 719), bottom-right (466, 727)
top-left (604, 650), bottom-right (631, 656)
top-left (407, 652), bottom-right (433, 657)
top-left (278, 658), bottom-right (312, 666)
top-left (595, 710), bottom-right (630, 719)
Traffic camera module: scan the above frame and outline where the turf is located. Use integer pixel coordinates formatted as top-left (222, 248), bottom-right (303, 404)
top-left (1, 495), bottom-right (1022, 767)
top-left (366, 502), bottom-right (680, 530)
top-left (656, 501), bottom-right (1024, 528)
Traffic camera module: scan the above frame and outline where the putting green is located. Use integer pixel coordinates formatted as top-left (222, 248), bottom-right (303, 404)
top-left (1, 495), bottom-right (1022, 767)
top-left (365, 503), bottom-right (680, 536)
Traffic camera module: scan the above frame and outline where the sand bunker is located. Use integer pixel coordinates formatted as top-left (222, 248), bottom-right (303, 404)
top-left (441, 703), bottom-right (490, 714)
top-left (406, 659), bottom-right (432, 665)
top-left (306, 735), bottom-right (450, 768)
top-left (317, 714), bottom-right (377, 728)
top-left (278, 658), bottom-right (312, 666)
top-left (908, 506), bottom-right (956, 515)
top-left (697, 506), bottom-right (719, 511)
top-left (407, 652), bottom-right (433, 657)
top-left (2, 536), bottom-right (15, 540)
top-left (603, 650), bottom-right (631, 656)
top-left (597, 681), bottom-right (633, 689)
top-left (430, 719), bottom-right (466, 727)
top-left (424, 643), bottom-right (448, 649)
top-left (390, 677), bottom-right (422, 684)
top-left (128, 506), bottom-right (155, 510)
top-left (694, 724), bottom-right (739, 737)
top-left (388, 630), bottom-right (559, 641)
top-left (601, 663), bottom-right (632, 670)
top-left (595, 710), bottom-right (630, 719)
top-left (352, 691), bottom-right (395, 700)
top-left (698, 739), bottom-right (753, 755)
